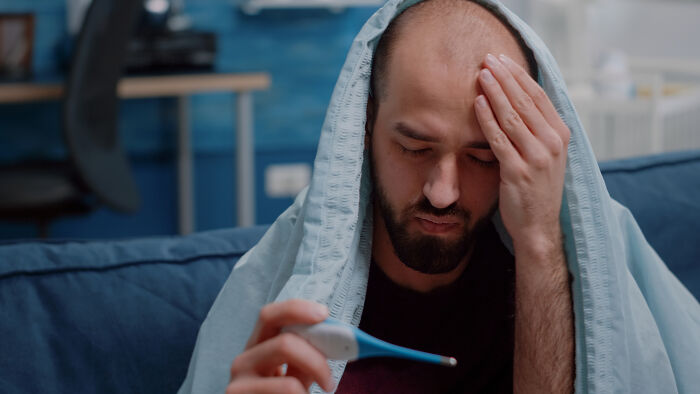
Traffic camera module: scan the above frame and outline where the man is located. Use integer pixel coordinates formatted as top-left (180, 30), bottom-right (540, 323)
top-left (227, 1), bottom-right (571, 392)
top-left (179, 1), bottom-right (700, 393)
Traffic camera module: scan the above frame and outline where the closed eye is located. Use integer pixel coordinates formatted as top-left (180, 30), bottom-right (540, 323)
top-left (468, 155), bottom-right (498, 168)
top-left (400, 146), bottom-right (431, 157)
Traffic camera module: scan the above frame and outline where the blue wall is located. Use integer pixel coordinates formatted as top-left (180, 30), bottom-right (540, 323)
top-left (0, 0), bottom-right (379, 238)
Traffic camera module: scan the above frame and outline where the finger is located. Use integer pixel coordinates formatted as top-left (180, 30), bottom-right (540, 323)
top-left (226, 376), bottom-right (307, 394)
top-left (286, 365), bottom-right (315, 390)
top-left (483, 54), bottom-right (553, 143)
top-left (474, 94), bottom-right (523, 171)
top-left (236, 333), bottom-right (335, 392)
top-left (498, 54), bottom-right (570, 143)
top-left (478, 68), bottom-right (540, 158)
top-left (247, 299), bottom-right (329, 348)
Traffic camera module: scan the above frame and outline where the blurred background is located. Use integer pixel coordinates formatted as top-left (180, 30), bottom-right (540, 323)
top-left (0, 0), bottom-right (698, 239)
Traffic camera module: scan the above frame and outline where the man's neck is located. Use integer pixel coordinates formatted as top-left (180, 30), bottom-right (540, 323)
top-left (372, 212), bottom-right (472, 293)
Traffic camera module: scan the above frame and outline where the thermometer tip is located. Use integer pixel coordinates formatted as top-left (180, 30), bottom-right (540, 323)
top-left (441, 357), bottom-right (458, 367)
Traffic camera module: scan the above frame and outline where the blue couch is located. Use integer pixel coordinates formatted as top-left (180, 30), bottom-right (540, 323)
top-left (1, 150), bottom-right (699, 394)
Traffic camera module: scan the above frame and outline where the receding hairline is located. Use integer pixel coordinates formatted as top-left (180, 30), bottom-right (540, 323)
top-left (370, 0), bottom-right (538, 101)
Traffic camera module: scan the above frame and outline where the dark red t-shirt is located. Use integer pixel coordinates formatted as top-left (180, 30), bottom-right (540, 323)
top-left (336, 224), bottom-right (515, 394)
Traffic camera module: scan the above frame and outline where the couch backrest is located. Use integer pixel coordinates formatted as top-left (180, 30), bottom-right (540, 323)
top-left (600, 150), bottom-right (700, 298)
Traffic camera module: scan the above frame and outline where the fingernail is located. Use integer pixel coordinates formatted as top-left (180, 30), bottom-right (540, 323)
top-left (499, 54), bottom-right (511, 65)
top-left (326, 379), bottom-right (338, 392)
top-left (480, 68), bottom-right (495, 83)
top-left (485, 53), bottom-right (498, 66)
top-left (314, 304), bottom-right (329, 319)
top-left (476, 95), bottom-right (487, 108)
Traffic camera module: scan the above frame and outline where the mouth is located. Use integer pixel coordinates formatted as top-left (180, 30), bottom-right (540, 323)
top-left (414, 215), bottom-right (462, 234)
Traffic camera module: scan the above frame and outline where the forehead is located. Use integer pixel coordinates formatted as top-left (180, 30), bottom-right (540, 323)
top-left (376, 4), bottom-right (531, 143)
top-left (385, 1), bottom-right (530, 84)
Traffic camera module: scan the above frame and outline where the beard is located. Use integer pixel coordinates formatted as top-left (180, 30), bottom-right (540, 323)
top-left (371, 157), bottom-right (496, 275)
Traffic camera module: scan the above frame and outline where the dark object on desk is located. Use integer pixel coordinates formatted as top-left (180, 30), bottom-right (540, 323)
top-left (0, 0), bottom-right (142, 237)
top-left (0, 13), bottom-right (34, 80)
top-left (124, 0), bottom-right (216, 74)
top-left (124, 30), bottom-right (217, 74)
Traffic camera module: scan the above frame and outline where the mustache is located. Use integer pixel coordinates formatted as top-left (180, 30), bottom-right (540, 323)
top-left (412, 197), bottom-right (470, 220)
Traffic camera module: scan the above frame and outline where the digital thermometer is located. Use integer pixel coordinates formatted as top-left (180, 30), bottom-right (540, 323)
top-left (283, 317), bottom-right (457, 367)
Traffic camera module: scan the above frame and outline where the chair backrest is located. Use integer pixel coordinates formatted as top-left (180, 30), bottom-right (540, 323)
top-left (63, 0), bottom-right (143, 213)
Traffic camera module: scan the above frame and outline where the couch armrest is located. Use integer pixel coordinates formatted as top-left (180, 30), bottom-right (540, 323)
top-left (0, 226), bottom-right (267, 394)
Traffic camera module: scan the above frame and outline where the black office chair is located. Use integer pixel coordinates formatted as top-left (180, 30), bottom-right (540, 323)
top-left (0, 0), bottom-right (143, 237)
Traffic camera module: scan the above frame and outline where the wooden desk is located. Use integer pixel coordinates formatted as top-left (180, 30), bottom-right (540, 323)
top-left (0, 72), bottom-right (271, 234)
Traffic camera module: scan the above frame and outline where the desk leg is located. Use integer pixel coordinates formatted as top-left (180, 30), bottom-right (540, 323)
top-left (178, 95), bottom-right (195, 235)
top-left (236, 91), bottom-right (255, 227)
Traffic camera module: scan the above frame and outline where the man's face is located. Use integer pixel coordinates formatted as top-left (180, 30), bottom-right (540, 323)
top-left (368, 22), bottom-right (528, 275)
top-left (371, 152), bottom-right (496, 274)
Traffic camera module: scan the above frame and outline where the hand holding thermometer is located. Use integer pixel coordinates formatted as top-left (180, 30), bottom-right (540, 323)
top-left (283, 317), bottom-right (457, 367)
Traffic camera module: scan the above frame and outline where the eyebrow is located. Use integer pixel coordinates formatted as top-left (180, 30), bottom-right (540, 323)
top-left (395, 122), bottom-right (439, 142)
top-left (394, 122), bottom-right (492, 150)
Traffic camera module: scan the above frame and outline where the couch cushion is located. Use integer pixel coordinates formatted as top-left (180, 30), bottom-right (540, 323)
top-left (600, 150), bottom-right (700, 299)
top-left (0, 226), bottom-right (267, 394)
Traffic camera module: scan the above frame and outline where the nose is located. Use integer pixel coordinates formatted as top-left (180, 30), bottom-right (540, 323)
top-left (423, 155), bottom-right (460, 209)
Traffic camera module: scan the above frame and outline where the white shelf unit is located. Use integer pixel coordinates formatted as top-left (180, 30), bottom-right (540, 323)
top-left (527, 0), bottom-right (700, 160)
top-left (570, 66), bottom-right (700, 161)
top-left (239, 0), bottom-right (384, 14)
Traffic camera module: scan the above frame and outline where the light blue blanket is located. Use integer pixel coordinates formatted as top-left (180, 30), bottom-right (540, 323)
top-left (179, 1), bottom-right (700, 392)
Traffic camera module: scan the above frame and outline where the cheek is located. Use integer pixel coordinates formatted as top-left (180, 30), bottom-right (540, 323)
top-left (459, 167), bottom-right (501, 215)
top-left (373, 142), bottom-right (426, 207)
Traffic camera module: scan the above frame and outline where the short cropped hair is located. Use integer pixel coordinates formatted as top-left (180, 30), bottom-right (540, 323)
top-left (369, 0), bottom-right (538, 102)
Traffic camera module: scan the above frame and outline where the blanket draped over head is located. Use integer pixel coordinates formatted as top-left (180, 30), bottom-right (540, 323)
top-left (179, 1), bottom-right (700, 392)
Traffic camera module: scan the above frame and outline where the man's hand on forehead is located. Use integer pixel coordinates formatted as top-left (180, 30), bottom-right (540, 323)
top-left (475, 53), bottom-right (574, 393)
top-left (474, 53), bottom-right (570, 254)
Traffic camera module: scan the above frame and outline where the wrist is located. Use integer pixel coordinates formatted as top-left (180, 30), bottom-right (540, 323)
top-left (512, 227), bottom-right (567, 275)
top-left (513, 224), bottom-right (561, 252)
